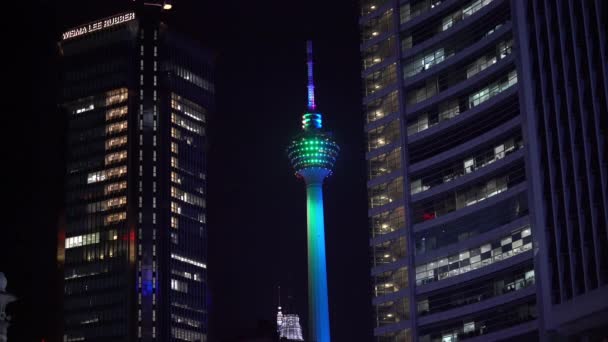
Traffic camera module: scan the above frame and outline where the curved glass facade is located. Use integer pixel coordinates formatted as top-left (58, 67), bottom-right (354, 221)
top-left (361, 1), bottom-right (537, 340)
top-left (362, 0), bottom-right (608, 340)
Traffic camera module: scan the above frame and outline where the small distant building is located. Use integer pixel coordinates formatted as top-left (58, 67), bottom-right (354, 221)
top-left (277, 312), bottom-right (304, 341)
top-left (276, 289), bottom-right (304, 342)
top-left (0, 273), bottom-right (17, 342)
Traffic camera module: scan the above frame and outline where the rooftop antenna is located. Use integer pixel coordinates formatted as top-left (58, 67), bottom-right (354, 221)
top-left (278, 285), bottom-right (281, 309)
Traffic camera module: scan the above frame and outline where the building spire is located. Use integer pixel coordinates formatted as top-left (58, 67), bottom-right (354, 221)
top-left (306, 40), bottom-right (316, 112)
top-left (302, 40), bottom-right (322, 130)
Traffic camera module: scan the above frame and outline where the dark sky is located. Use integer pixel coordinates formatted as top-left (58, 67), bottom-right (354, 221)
top-left (6, 0), bottom-right (370, 341)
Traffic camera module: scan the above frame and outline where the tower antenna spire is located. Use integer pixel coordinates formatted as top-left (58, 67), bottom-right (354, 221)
top-left (306, 40), bottom-right (316, 112)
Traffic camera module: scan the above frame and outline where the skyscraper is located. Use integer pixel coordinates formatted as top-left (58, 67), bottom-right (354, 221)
top-left (59, 3), bottom-right (213, 341)
top-left (287, 41), bottom-right (340, 342)
top-left (359, 0), bottom-right (607, 341)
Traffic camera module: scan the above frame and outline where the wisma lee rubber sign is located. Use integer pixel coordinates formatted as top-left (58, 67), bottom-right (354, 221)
top-left (62, 12), bottom-right (136, 41)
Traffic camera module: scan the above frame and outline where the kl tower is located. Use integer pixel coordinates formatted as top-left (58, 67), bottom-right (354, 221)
top-left (287, 41), bottom-right (339, 342)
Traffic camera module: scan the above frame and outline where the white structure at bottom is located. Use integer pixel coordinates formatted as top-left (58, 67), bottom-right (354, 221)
top-left (0, 273), bottom-right (17, 342)
top-left (277, 311), bottom-right (304, 341)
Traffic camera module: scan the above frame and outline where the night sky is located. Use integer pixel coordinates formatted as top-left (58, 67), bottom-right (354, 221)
top-left (5, 0), bottom-right (370, 340)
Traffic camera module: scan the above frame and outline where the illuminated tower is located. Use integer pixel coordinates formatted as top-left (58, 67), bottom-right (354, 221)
top-left (287, 41), bottom-right (339, 342)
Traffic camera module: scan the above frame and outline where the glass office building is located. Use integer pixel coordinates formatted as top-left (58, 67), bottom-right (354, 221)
top-left (59, 6), bottom-right (213, 342)
top-left (359, 0), bottom-right (607, 341)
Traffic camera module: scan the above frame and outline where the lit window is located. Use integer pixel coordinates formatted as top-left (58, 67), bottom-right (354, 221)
top-left (87, 166), bottom-right (127, 184)
top-left (171, 94), bottom-right (207, 122)
top-left (104, 181), bottom-right (127, 195)
top-left (171, 172), bottom-right (182, 184)
top-left (108, 230), bottom-right (118, 240)
top-left (106, 121), bottom-right (128, 135)
top-left (86, 196), bottom-right (127, 213)
top-left (104, 212), bottom-right (127, 225)
top-left (171, 187), bottom-right (205, 207)
top-left (75, 104), bottom-right (95, 114)
top-left (65, 232), bottom-right (100, 249)
top-left (171, 253), bottom-right (207, 268)
top-left (170, 278), bottom-right (188, 293)
top-left (171, 127), bottom-right (181, 139)
top-left (172, 113), bottom-right (203, 135)
top-left (106, 136), bottom-right (127, 150)
top-left (105, 151), bottom-right (127, 165)
top-left (105, 88), bottom-right (129, 106)
top-left (171, 216), bottom-right (179, 229)
top-left (171, 202), bottom-right (182, 214)
top-left (106, 106), bottom-right (128, 121)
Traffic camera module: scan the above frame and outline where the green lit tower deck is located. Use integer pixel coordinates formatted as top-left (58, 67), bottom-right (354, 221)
top-left (287, 41), bottom-right (339, 342)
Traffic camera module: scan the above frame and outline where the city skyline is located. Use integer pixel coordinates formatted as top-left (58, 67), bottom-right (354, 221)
top-left (9, 0), bottom-right (369, 341)
top-left (3, 0), bottom-right (606, 341)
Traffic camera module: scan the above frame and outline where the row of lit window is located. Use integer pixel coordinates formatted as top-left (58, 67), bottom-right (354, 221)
top-left (369, 176), bottom-right (404, 209)
top-left (106, 106), bottom-right (128, 121)
top-left (374, 266), bottom-right (408, 298)
top-left (106, 136), bottom-right (127, 150)
top-left (65, 232), bottom-right (100, 249)
top-left (106, 121), bottom-right (128, 135)
top-left (86, 196), bottom-right (127, 213)
top-left (171, 127), bottom-right (195, 145)
top-left (374, 297), bottom-right (409, 327)
top-left (413, 173), bottom-right (516, 223)
top-left (368, 147), bottom-right (402, 180)
top-left (415, 226), bottom-right (532, 285)
top-left (87, 166), bottom-right (127, 184)
top-left (171, 269), bottom-right (203, 282)
top-left (171, 327), bottom-right (206, 342)
top-left (171, 65), bottom-right (215, 93)
top-left (365, 63), bottom-right (397, 96)
top-left (105, 88), bottom-right (129, 106)
top-left (400, 0), bottom-right (495, 51)
top-left (171, 314), bottom-right (201, 328)
top-left (468, 70), bottom-right (517, 108)
top-left (365, 90), bottom-right (399, 123)
top-left (64, 232), bottom-right (118, 259)
top-left (410, 136), bottom-right (522, 195)
top-left (171, 171), bottom-right (183, 184)
top-left (372, 235), bottom-right (407, 267)
top-left (362, 36), bottom-right (396, 70)
top-left (171, 278), bottom-right (189, 293)
top-left (171, 253), bottom-right (207, 269)
top-left (105, 150), bottom-right (127, 166)
top-left (367, 119), bottom-right (400, 152)
top-left (105, 181), bottom-right (127, 195)
top-left (69, 88), bottom-right (128, 115)
top-left (171, 93), bottom-right (206, 122)
top-left (105, 212), bottom-right (127, 225)
top-left (370, 206), bottom-right (405, 237)
top-left (171, 187), bottom-right (205, 207)
top-left (172, 113), bottom-right (204, 135)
